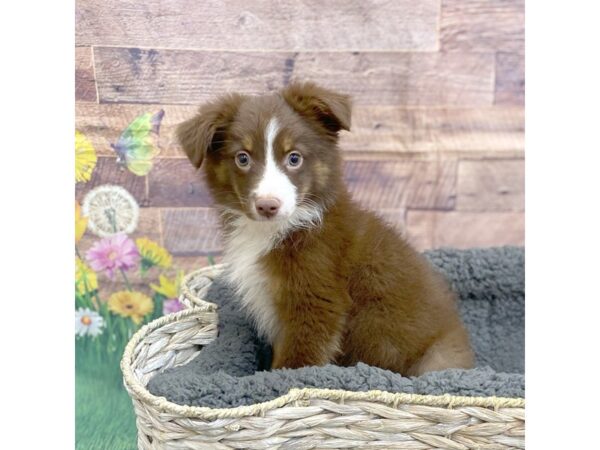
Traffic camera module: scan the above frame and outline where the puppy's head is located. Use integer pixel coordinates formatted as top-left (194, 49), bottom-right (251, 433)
top-left (177, 82), bottom-right (351, 225)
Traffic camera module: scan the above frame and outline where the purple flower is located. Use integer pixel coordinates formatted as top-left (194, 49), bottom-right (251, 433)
top-left (163, 298), bottom-right (185, 315)
top-left (86, 233), bottom-right (140, 279)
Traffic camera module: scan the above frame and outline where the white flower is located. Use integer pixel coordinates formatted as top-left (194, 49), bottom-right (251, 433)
top-left (75, 308), bottom-right (105, 337)
top-left (82, 184), bottom-right (139, 237)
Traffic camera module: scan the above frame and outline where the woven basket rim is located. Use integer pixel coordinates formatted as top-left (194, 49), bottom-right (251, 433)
top-left (178, 263), bottom-right (228, 310)
top-left (121, 266), bottom-right (525, 421)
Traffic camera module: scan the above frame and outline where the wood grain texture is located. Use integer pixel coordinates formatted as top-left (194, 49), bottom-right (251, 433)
top-left (75, 103), bottom-right (196, 157)
top-left (344, 158), bottom-right (457, 210)
top-left (93, 48), bottom-right (495, 106)
top-left (342, 106), bottom-right (524, 154)
top-left (495, 52), bottom-right (524, 105)
top-left (161, 208), bottom-right (222, 256)
top-left (75, 47), bottom-right (96, 102)
top-left (171, 255), bottom-right (224, 274)
top-left (441, 0), bottom-right (524, 52)
top-left (292, 52), bottom-right (495, 106)
top-left (76, 0), bottom-right (439, 51)
top-left (403, 213), bottom-right (434, 250)
top-left (406, 210), bottom-right (524, 250)
top-left (75, 103), bottom-right (524, 157)
top-left (372, 209), bottom-right (407, 234)
top-left (75, 157), bottom-right (148, 206)
top-left (94, 48), bottom-right (288, 104)
top-left (457, 159), bottom-right (524, 211)
top-left (147, 159), bottom-right (212, 207)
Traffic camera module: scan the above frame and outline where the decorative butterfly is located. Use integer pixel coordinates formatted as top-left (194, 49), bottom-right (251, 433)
top-left (111, 109), bottom-right (165, 176)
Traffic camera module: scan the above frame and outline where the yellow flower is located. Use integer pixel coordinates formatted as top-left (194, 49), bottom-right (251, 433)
top-left (150, 271), bottom-right (184, 299)
top-left (136, 237), bottom-right (172, 273)
top-left (75, 257), bottom-right (98, 295)
top-left (108, 291), bottom-right (153, 324)
top-left (75, 130), bottom-right (97, 183)
top-left (75, 201), bottom-right (88, 243)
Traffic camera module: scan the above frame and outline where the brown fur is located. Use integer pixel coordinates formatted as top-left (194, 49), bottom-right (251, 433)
top-left (177, 82), bottom-right (474, 375)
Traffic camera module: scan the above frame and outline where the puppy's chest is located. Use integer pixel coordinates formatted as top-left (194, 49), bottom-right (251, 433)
top-left (222, 220), bottom-right (283, 343)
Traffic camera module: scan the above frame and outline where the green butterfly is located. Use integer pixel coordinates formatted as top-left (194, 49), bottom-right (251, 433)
top-left (111, 109), bottom-right (165, 176)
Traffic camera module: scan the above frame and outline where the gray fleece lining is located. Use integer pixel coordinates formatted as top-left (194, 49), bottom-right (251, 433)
top-left (147, 247), bottom-right (524, 408)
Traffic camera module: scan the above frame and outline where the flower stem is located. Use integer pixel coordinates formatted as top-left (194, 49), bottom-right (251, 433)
top-left (119, 268), bottom-right (133, 291)
top-left (207, 254), bottom-right (215, 266)
top-left (76, 246), bottom-right (99, 310)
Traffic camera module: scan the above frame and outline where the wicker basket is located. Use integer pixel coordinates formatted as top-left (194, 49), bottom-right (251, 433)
top-left (122, 265), bottom-right (525, 449)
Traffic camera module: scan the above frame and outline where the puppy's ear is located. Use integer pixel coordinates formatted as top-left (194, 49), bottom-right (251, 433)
top-left (176, 94), bottom-right (243, 168)
top-left (281, 82), bottom-right (351, 136)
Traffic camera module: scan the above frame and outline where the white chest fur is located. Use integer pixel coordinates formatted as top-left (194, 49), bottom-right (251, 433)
top-left (221, 205), bottom-right (324, 343)
top-left (222, 216), bottom-right (282, 343)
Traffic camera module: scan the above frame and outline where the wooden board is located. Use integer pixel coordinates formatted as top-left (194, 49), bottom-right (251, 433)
top-left (147, 159), bottom-right (213, 207)
top-left (170, 255), bottom-right (223, 274)
top-left (371, 209), bottom-right (407, 234)
top-left (93, 48), bottom-right (495, 106)
top-left (406, 210), bottom-right (524, 250)
top-left (75, 103), bottom-right (195, 157)
top-left (75, 102), bottom-right (524, 157)
top-left (344, 158), bottom-right (457, 210)
top-left (161, 208), bottom-right (222, 256)
top-left (76, 0), bottom-right (439, 51)
top-left (75, 47), bottom-right (96, 102)
top-left (495, 52), bottom-right (525, 105)
top-left (75, 157), bottom-right (148, 206)
top-left (457, 159), bottom-right (524, 211)
top-left (342, 106), bottom-right (524, 153)
top-left (441, 0), bottom-right (524, 52)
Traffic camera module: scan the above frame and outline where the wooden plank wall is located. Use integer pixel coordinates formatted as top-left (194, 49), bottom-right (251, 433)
top-left (75, 0), bottom-right (524, 273)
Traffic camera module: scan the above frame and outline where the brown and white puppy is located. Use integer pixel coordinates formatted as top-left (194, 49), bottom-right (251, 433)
top-left (177, 82), bottom-right (474, 375)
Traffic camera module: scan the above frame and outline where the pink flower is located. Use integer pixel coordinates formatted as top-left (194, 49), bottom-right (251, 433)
top-left (86, 233), bottom-right (140, 279)
top-left (163, 298), bottom-right (185, 315)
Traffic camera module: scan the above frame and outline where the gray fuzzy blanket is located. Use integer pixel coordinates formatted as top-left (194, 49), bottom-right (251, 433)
top-left (148, 247), bottom-right (524, 408)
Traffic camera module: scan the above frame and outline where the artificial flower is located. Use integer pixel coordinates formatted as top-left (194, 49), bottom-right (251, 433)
top-left (75, 308), bottom-right (104, 337)
top-left (150, 272), bottom-right (183, 299)
top-left (108, 291), bottom-right (153, 324)
top-left (82, 185), bottom-right (139, 237)
top-left (136, 237), bottom-right (172, 273)
top-left (75, 257), bottom-right (98, 295)
top-left (163, 298), bottom-right (185, 315)
top-left (75, 130), bottom-right (97, 183)
top-left (86, 233), bottom-right (139, 279)
top-left (75, 201), bottom-right (88, 244)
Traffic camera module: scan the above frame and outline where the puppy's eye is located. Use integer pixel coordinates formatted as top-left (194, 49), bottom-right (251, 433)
top-left (235, 151), bottom-right (251, 168)
top-left (286, 152), bottom-right (303, 168)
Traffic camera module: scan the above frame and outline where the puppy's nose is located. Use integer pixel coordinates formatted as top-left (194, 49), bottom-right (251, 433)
top-left (255, 197), bottom-right (281, 218)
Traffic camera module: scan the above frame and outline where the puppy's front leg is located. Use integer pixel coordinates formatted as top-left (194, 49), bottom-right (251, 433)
top-left (271, 290), bottom-right (349, 369)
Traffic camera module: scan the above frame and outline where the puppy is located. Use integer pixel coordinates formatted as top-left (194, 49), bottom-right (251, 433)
top-left (177, 82), bottom-right (474, 375)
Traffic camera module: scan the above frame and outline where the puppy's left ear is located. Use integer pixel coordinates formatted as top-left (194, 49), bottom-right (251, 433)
top-left (281, 82), bottom-right (351, 136)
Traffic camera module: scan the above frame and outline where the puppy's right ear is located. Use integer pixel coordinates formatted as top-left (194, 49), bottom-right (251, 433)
top-left (176, 94), bottom-right (243, 169)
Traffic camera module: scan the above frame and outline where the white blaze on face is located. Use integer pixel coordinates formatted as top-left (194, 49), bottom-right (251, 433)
top-left (253, 117), bottom-right (297, 219)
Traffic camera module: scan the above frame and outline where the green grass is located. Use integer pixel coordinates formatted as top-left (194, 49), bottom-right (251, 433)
top-left (75, 360), bottom-right (137, 450)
